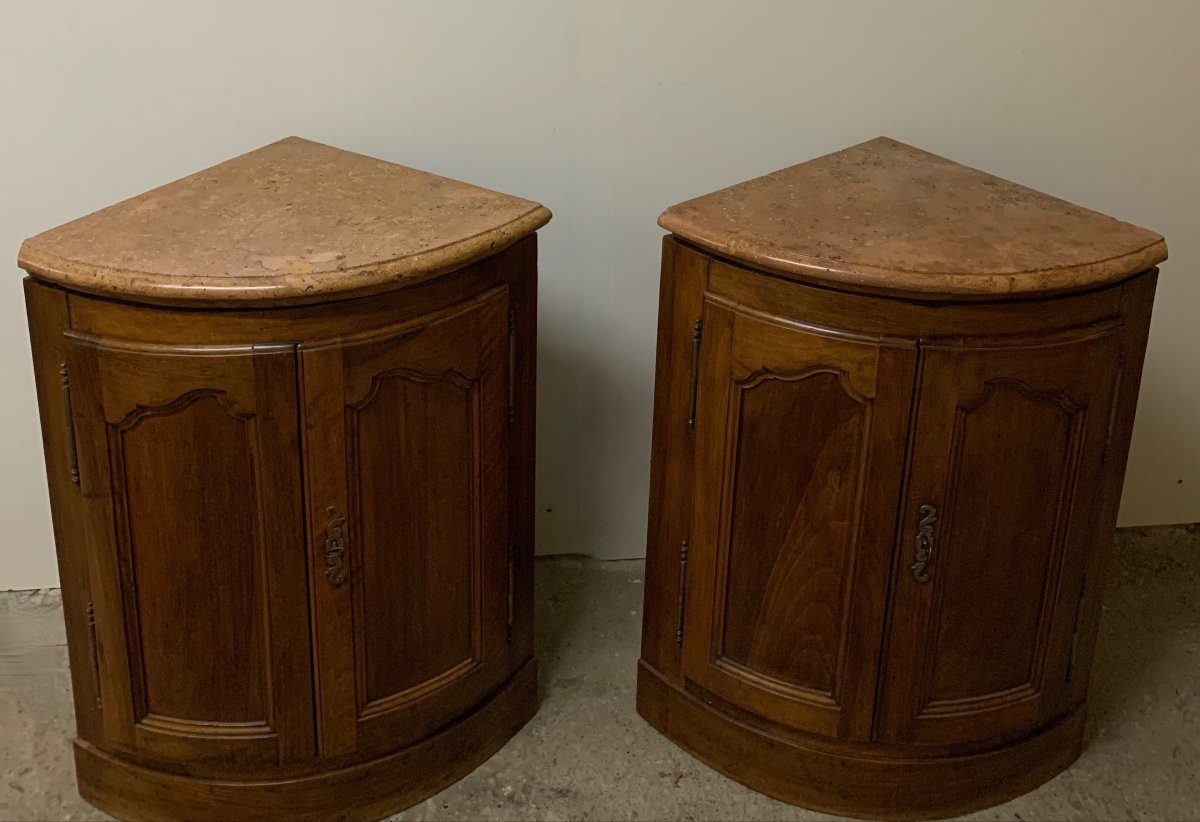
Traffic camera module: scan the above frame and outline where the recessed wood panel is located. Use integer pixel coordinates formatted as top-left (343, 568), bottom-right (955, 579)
top-left (925, 381), bottom-right (1082, 705)
top-left (720, 371), bottom-right (867, 696)
top-left (349, 372), bottom-right (479, 705)
top-left (114, 392), bottom-right (267, 725)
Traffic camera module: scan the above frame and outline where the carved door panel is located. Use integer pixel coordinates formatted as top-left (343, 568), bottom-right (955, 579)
top-left (681, 296), bottom-right (916, 740)
top-left (876, 322), bottom-right (1125, 746)
top-left (63, 334), bottom-right (314, 771)
top-left (302, 287), bottom-right (512, 758)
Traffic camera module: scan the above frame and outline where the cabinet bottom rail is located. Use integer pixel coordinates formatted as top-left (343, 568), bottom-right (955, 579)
top-left (635, 660), bottom-right (1085, 821)
top-left (73, 660), bottom-right (538, 822)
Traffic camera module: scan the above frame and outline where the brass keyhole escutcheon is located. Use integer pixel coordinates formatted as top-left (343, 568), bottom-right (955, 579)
top-left (911, 503), bottom-right (938, 583)
top-left (324, 505), bottom-right (348, 586)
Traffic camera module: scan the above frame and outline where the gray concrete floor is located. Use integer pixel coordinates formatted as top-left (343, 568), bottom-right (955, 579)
top-left (1, 526), bottom-right (1198, 821)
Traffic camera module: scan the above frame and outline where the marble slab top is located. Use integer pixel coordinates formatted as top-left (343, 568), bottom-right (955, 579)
top-left (18, 137), bottom-right (551, 306)
top-left (659, 137), bottom-right (1166, 298)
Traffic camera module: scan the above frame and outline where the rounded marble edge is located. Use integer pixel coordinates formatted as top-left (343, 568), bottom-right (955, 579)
top-left (18, 205), bottom-right (552, 307)
top-left (658, 211), bottom-right (1168, 299)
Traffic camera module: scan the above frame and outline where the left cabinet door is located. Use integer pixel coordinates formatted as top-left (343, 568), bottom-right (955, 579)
top-left (301, 287), bottom-right (513, 759)
top-left (63, 334), bottom-right (315, 771)
top-left (680, 294), bottom-right (917, 741)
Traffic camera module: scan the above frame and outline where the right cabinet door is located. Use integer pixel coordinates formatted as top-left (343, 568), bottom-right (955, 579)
top-left (301, 287), bottom-right (513, 759)
top-left (877, 321), bottom-right (1125, 746)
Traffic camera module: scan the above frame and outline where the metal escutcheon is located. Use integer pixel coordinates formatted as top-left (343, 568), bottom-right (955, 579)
top-left (910, 503), bottom-right (938, 583)
top-left (324, 505), bottom-right (348, 586)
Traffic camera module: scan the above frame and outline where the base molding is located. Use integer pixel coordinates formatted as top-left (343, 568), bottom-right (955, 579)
top-left (636, 660), bottom-right (1085, 821)
top-left (75, 661), bottom-right (538, 822)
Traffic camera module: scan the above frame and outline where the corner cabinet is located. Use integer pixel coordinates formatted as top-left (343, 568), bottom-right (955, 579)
top-left (639, 139), bottom-right (1165, 820)
top-left (20, 137), bottom-right (549, 822)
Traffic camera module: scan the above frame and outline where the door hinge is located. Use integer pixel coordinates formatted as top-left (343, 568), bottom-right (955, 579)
top-left (1065, 574), bottom-right (1088, 682)
top-left (1101, 352), bottom-right (1126, 465)
top-left (506, 542), bottom-right (515, 644)
top-left (59, 362), bottom-right (80, 486)
top-left (675, 538), bottom-right (690, 646)
top-left (687, 320), bottom-right (702, 427)
top-left (507, 309), bottom-right (516, 425)
top-left (86, 600), bottom-right (102, 709)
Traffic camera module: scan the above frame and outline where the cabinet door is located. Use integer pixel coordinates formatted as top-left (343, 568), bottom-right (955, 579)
top-left (64, 334), bottom-right (314, 771)
top-left (302, 287), bottom-right (512, 758)
top-left (681, 297), bottom-right (916, 740)
top-left (876, 322), bottom-right (1125, 746)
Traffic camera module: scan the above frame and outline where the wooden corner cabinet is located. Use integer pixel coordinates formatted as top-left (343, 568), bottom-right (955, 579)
top-left (20, 138), bottom-right (550, 821)
top-left (637, 138), bottom-right (1166, 820)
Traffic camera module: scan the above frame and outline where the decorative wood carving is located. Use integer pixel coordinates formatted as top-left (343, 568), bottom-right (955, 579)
top-left (735, 365), bottom-right (871, 405)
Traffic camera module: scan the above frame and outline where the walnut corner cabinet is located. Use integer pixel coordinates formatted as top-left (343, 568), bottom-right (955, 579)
top-left (19, 137), bottom-right (549, 822)
top-left (637, 137), bottom-right (1166, 820)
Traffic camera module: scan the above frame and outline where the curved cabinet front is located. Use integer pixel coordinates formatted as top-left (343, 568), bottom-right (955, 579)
top-left (638, 239), bottom-right (1157, 821)
top-left (24, 240), bottom-right (539, 822)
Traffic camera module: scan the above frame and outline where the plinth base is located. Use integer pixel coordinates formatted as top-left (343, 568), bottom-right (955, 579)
top-left (636, 661), bottom-right (1084, 821)
top-left (75, 661), bottom-right (538, 822)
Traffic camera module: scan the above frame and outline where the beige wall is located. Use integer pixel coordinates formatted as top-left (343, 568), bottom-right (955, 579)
top-left (2, 1), bottom-right (1197, 590)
